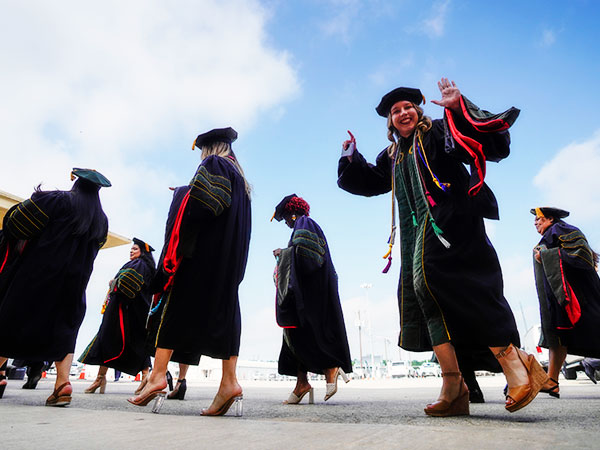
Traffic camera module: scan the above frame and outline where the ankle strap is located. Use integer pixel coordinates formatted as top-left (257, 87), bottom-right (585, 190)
top-left (494, 343), bottom-right (515, 359)
top-left (441, 372), bottom-right (462, 377)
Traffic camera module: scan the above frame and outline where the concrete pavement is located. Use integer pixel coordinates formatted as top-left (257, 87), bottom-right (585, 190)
top-left (1, 376), bottom-right (599, 449)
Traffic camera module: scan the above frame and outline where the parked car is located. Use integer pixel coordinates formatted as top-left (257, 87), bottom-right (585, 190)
top-left (389, 360), bottom-right (411, 378)
top-left (418, 362), bottom-right (441, 377)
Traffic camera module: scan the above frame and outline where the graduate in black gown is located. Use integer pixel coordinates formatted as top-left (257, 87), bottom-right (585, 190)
top-left (79, 238), bottom-right (156, 395)
top-left (532, 207), bottom-right (600, 397)
top-left (0, 168), bottom-right (110, 406)
top-left (129, 127), bottom-right (251, 417)
top-left (272, 195), bottom-right (352, 404)
top-left (337, 78), bottom-right (548, 416)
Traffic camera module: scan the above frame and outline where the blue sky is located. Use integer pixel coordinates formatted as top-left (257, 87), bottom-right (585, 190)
top-left (2, 0), bottom-right (600, 362)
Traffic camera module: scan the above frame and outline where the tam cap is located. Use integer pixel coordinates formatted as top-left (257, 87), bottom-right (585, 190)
top-left (192, 127), bottom-right (238, 150)
top-left (376, 87), bottom-right (425, 117)
top-left (132, 237), bottom-right (155, 253)
top-left (271, 194), bottom-right (297, 222)
top-left (530, 207), bottom-right (570, 219)
top-left (70, 168), bottom-right (112, 187)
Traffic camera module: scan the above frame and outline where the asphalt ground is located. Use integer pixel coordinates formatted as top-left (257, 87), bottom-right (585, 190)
top-left (1, 375), bottom-right (599, 449)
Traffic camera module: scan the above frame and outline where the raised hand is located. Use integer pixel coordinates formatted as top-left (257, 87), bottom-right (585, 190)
top-left (431, 77), bottom-right (461, 111)
top-left (342, 130), bottom-right (356, 161)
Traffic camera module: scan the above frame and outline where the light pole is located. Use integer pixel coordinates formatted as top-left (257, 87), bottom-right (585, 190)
top-left (360, 283), bottom-right (375, 378)
top-left (354, 310), bottom-right (364, 378)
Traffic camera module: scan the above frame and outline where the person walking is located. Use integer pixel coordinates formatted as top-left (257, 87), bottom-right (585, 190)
top-left (0, 168), bottom-right (110, 406)
top-left (129, 127), bottom-right (251, 416)
top-left (532, 206), bottom-right (600, 397)
top-left (272, 194), bottom-right (352, 404)
top-left (79, 238), bottom-right (156, 395)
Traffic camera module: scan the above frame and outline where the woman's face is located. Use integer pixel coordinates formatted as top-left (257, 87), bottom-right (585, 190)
top-left (283, 213), bottom-right (295, 229)
top-left (391, 101), bottom-right (419, 138)
top-left (534, 216), bottom-right (554, 235)
top-left (130, 244), bottom-right (142, 260)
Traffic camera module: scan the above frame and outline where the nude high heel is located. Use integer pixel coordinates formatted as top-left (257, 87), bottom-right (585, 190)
top-left (324, 368), bottom-right (350, 401)
top-left (284, 387), bottom-right (314, 405)
top-left (85, 374), bottom-right (107, 394)
top-left (495, 344), bottom-right (549, 413)
top-left (424, 372), bottom-right (470, 417)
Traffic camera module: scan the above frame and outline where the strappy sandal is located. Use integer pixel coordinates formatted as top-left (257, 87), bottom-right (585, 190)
top-left (284, 387), bottom-right (314, 405)
top-left (540, 377), bottom-right (560, 398)
top-left (495, 344), bottom-right (549, 413)
top-left (424, 372), bottom-right (470, 417)
top-left (46, 382), bottom-right (72, 407)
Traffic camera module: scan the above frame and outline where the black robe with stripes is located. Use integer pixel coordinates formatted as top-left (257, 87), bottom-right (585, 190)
top-left (0, 190), bottom-right (107, 361)
top-left (79, 257), bottom-right (154, 375)
top-left (277, 216), bottom-right (352, 376)
top-left (150, 155), bottom-right (251, 359)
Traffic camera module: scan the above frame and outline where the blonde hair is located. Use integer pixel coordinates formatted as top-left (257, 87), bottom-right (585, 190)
top-left (201, 142), bottom-right (252, 197)
top-left (385, 103), bottom-right (432, 159)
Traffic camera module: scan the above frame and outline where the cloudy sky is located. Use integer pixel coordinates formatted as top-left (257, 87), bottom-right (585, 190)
top-left (2, 0), bottom-right (599, 363)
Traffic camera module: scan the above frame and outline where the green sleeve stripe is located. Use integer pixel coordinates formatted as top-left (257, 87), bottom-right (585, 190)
top-left (6, 199), bottom-right (50, 239)
top-left (189, 166), bottom-right (232, 216)
top-left (292, 229), bottom-right (326, 256)
top-left (297, 245), bottom-right (324, 265)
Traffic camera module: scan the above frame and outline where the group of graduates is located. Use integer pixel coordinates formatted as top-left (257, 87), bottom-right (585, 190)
top-left (0, 77), bottom-right (599, 418)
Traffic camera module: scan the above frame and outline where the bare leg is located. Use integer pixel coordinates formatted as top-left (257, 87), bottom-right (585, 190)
top-left (202, 356), bottom-right (242, 414)
top-left (177, 363), bottom-right (190, 381)
top-left (432, 343), bottom-right (462, 403)
top-left (490, 345), bottom-right (530, 408)
top-left (130, 347), bottom-right (171, 401)
top-left (544, 345), bottom-right (567, 392)
top-left (293, 370), bottom-right (311, 396)
top-left (54, 354), bottom-right (74, 395)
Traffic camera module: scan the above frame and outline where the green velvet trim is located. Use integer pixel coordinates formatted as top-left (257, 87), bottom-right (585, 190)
top-left (116, 268), bottom-right (144, 299)
top-left (189, 166), bottom-right (232, 216)
top-left (5, 199), bottom-right (49, 240)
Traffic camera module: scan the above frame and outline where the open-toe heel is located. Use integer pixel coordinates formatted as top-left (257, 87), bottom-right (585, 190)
top-left (424, 372), bottom-right (470, 417)
top-left (167, 379), bottom-right (187, 400)
top-left (127, 388), bottom-right (167, 413)
top-left (284, 387), bottom-right (314, 405)
top-left (495, 344), bottom-right (549, 413)
top-left (85, 374), bottom-right (107, 394)
top-left (324, 367), bottom-right (349, 401)
top-left (201, 394), bottom-right (243, 417)
top-left (46, 382), bottom-right (72, 407)
top-left (540, 377), bottom-right (560, 399)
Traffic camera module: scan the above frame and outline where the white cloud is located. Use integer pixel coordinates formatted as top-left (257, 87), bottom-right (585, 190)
top-left (421, 0), bottom-right (451, 39)
top-left (533, 130), bottom-right (600, 221)
top-left (538, 28), bottom-right (557, 47)
top-left (319, 0), bottom-right (362, 42)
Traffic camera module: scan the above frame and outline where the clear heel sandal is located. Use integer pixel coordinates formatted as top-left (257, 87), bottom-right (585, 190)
top-left (151, 392), bottom-right (166, 413)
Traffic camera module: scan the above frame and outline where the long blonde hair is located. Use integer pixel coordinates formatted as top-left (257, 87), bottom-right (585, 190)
top-left (385, 103), bottom-right (432, 159)
top-left (201, 142), bottom-right (252, 197)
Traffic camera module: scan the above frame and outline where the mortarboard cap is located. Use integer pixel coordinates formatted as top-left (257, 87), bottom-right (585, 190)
top-left (376, 87), bottom-right (425, 117)
top-left (192, 127), bottom-right (238, 150)
top-left (70, 168), bottom-right (111, 187)
top-left (132, 237), bottom-right (155, 253)
top-left (271, 194), bottom-right (297, 222)
top-left (530, 207), bottom-right (570, 219)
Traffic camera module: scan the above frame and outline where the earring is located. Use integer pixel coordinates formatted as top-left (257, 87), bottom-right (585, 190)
top-left (292, 215), bottom-right (296, 221)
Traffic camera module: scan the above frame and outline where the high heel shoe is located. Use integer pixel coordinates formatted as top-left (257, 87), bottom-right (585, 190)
top-left (424, 372), bottom-right (470, 417)
top-left (324, 367), bottom-right (350, 401)
top-left (167, 379), bottom-right (187, 400)
top-left (134, 373), bottom-right (149, 395)
top-left (127, 388), bottom-right (167, 414)
top-left (85, 374), bottom-right (107, 394)
top-left (495, 344), bottom-right (549, 413)
top-left (166, 370), bottom-right (174, 391)
top-left (284, 387), bottom-right (314, 405)
top-left (540, 377), bottom-right (560, 399)
top-left (201, 393), bottom-right (243, 417)
top-left (46, 382), bottom-right (72, 407)
top-left (0, 374), bottom-right (7, 399)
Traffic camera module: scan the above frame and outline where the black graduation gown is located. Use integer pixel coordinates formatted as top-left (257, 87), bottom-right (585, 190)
top-left (337, 97), bottom-right (520, 354)
top-left (79, 257), bottom-right (154, 375)
top-left (534, 221), bottom-right (600, 358)
top-left (0, 191), bottom-right (107, 361)
top-left (151, 155), bottom-right (251, 360)
top-left (277, 216), bottom-right (352, 376)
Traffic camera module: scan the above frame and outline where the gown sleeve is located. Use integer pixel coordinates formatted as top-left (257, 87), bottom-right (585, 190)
top-left (2, 191), bottom-right (61, 240)
top-left (187, 155), bottom-right (234, 218)
top-left (114, 259), bottom-right (148, 300)
top-left (291, 217), bottom-right (328, 275)
top-left (337, 148), bottom-right (392, 197)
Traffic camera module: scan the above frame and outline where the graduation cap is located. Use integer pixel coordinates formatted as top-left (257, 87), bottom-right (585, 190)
top-left (375, 87), bottom-right (425, 117)
top-left (70, 168), bottom-right (112, 187)
top-left (271, 194), bottom-right (297, 222)
top-left (132, 237), bottom-right (155, 253)
top-left (192, 127), bottom-right (238, 150)
top-left (530, 207), bottom-right (570, 219)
